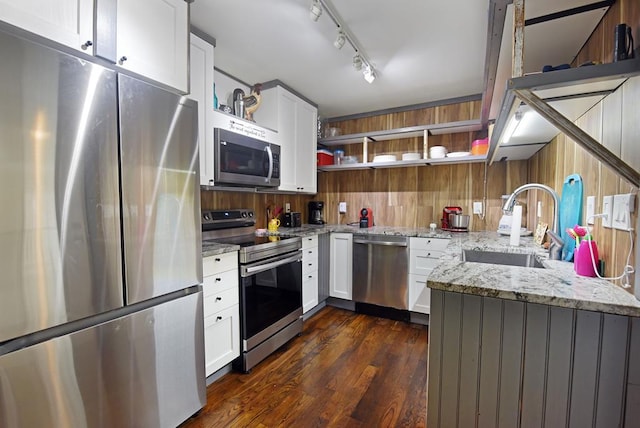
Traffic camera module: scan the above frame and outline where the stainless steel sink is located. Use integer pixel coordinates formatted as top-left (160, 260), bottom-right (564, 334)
top-left (461, 249), bottom-right (545, 268)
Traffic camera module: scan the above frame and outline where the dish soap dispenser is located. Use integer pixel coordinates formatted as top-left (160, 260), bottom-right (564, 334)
top-left (213, 83), bottom-right (218, 109)
top-left (574, 234), bottom-right (599, 277)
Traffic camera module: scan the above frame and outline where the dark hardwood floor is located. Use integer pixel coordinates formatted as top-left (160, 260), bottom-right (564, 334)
top-left (181, 306), bottom-right (428, 427)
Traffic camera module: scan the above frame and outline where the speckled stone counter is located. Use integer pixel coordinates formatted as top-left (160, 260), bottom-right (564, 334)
top-left (203, 225), bottom-right (639, 317)
top-left (429, 232), bottom-right (640, 317)
top-left (202, 241), bottom-right (240, 258)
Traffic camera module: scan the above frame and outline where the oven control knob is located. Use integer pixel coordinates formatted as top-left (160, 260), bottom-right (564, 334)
top-left (203, 213), bottom-right (210, 221)
top-left (248, 211), bottom-right (253, 217)
top-left (241, 211), bottom-right (247, 218)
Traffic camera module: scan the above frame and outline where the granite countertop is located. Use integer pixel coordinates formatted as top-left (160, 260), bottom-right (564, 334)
top-left (201, 224), bottom-right (640, 317)
top-left (202, 241), bottom-right (240, 258)
top-left (428, 232), bottom-right (640, 317)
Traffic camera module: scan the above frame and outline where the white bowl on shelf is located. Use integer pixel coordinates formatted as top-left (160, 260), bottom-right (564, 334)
top-left (429, 146), bottom-right (447, 159)
top-left (402, 152), bottom-right (421, 161)
top-left (372, 154), bottom-right (397, 163)
top-left (447, 151), bottom-right (471, 158)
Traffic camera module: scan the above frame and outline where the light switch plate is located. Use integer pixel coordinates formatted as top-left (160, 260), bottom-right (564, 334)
top-left (586, 196), bottom-right (595, 224)
top-left (602, 195), bottom-right (613, 228)
top-left (339, 202), bottom-right (347, 214)
top-left (473, 201), bottom-right (483, 215)
top-left (612, 193), bottom-right (635, 231)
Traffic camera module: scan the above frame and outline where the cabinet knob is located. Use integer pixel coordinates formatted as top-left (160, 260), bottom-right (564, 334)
top-left (427, 239), bottom-right (431, 244)
top-left (308, 275), bottom-right (313, 279)
top-left (215, 297), bottom-right (222, 301)
top-left (427, 252), bottom-right (431, 256)
top-left (215, 257), bottom-right (221, 262)
top-left (216, 316), bottom-right (222, 321)
top-left (119, 56), bottom-right (128, 65)
top-left (81, 40), bottom-right (93, 50)
top-left (215, 277), bottom-right (222, 282)
top-left (308, 263), bottom-right (312, 266)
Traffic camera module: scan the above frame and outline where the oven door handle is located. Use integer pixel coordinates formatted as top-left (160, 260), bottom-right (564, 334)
top-left (242, 252), bottom-right (301, 277)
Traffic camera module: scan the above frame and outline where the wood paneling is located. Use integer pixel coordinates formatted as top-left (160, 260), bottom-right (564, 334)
top-left (428, 291), bottom-right (638, 428)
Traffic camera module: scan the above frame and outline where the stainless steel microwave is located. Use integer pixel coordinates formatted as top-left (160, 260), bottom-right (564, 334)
top-left (213, 128), bottom-right (280, 188)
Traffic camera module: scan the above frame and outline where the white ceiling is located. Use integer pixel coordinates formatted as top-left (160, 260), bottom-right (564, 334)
top-left (191, 0), bottom-right (609, 120)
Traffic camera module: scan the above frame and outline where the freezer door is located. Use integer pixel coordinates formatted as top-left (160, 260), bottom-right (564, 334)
top-left (0, 292), bottom-right (206, 428)
top-left (0, 30), bottom-right (123, 343)
top-left (118, 74), bottom-right (202, 304)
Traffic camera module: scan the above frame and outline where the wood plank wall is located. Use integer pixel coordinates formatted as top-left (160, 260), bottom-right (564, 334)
top-left (320, 100), bottom-right (530, 231)
top-left (428, 290), bottom-right (640, 428)
top-left (527, 0), bottom-right (639, 292)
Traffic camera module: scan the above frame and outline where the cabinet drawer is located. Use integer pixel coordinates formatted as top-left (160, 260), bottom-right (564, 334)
top-left (203, 268), bottom-right (238, 293)
top-left (203, 251), bottom-right (238, 276)
top-left (410, 249), bottom-right (443, 275)
top-left (302, 235), bottom-right (318, 250)
top-left (204, 304), bottom-right (240, 376)
top-left (204, 285), bottom-right (239, 316)
top-left (303, 247), bottom-right (318, 274)
top-left (302, 272), bottom-right (318, 313)
top-left (409, 237), bottom-right (449, 251)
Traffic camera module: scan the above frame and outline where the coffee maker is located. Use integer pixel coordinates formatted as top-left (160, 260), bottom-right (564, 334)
top-left (308, 201), bottom-right (325, 225)
top-left (359, 208), bottom-right (374, 228)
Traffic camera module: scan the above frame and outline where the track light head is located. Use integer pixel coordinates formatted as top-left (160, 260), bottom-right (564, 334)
top-left (334, 31), bottom-right (346, 49)
top-left (352, 53), bottom-right (363, 71)
top-left (363, 65), bottom-right (376, 83)
top-left (310, 0), bottom-right (322, 22)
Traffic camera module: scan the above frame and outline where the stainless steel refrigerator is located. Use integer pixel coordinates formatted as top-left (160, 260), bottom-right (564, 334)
top-left (0, 26), bottom-right (205, 427)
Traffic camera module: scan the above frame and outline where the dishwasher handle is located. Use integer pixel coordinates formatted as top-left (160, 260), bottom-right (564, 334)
top-left (353, 238), bottom-right (408, 247)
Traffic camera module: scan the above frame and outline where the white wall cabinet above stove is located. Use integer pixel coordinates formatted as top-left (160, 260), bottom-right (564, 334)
top-left (254, 85), bottom-right (317, 194)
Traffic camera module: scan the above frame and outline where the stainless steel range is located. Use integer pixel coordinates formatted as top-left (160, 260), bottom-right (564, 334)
top-left (202, 209), bottom-right (303, 372)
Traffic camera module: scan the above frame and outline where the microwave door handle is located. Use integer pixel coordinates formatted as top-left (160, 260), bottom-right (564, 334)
top-left (265, 145), bottom-right (273, 183)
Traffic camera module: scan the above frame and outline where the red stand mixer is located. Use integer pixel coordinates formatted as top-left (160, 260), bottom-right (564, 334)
top-left (441, 206), bottom-right (467, 231)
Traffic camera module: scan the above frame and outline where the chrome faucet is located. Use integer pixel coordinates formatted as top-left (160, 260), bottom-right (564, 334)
top-left (502, 183), bottom-right (563, 260)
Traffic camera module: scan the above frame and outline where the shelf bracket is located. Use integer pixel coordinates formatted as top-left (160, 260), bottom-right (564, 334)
top-left (514, 88), bottom-right (639, 187)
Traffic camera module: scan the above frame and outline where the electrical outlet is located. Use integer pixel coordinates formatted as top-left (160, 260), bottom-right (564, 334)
top-left (586, 196), bottom-right (595, 224)
top-left (339, 202), bottom-right (347, 214)
top-left (602, 195), bottom-right (613, 228)
top-left (473, 201), bottom-right (483, 215)
top-left (612, 193), bottom-right (635, 231)
top-left (537, 201), bottom-right (542, 218)
top-left (285, 202), bottom-right (291, 213)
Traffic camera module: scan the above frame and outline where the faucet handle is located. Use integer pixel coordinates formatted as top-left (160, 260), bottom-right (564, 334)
top-left (547, 230), bottom-right (564, 260)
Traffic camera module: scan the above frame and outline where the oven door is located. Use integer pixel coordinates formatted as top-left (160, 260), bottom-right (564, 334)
top-left (214, 128), bottom-right (280, 187)
top-left (239, 251), bottom-right (302, 350)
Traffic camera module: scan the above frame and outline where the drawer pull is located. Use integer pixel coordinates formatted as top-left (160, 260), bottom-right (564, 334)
top-left (215, 277), bottom-right (222, 282)
top-left (215, 257), bottom-right (221, 262)
top-left (308, 275), bottom-right (313, 279)
top-left (308, 263), bottom-right (313, 266)
top-left (216, 316), bottom-right (222, 321)
top-left (308, 250), bottom-right (312, 254)
top-left (215, 297), bottom-right (222, 301)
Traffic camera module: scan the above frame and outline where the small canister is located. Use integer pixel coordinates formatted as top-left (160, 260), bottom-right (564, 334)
top-left (334, 149), bottom-right (344, 165)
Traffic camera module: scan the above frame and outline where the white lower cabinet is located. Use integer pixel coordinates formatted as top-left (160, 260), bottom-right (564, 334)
top-left (302, 235), bottom-right (319, 313)
top-left (408, 237), bottom-right (448, 314)
top-left (330, 233), bottom-right (353, 300)
top-left (202, 251), bottom-right (239, 377)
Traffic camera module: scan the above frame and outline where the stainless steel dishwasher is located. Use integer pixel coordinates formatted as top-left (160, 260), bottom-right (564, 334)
top-left (352, 234), bottom-right (409, 310)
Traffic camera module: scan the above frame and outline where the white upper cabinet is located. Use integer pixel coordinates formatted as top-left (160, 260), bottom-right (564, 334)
top-left (254, 85), bottom-right (318, 194)
top-left (0, 0), bottom-right (94, 52)
top-left (116, 0), bottom-right (189, 93)
top-left (188, 33), bottom-right (215, 186)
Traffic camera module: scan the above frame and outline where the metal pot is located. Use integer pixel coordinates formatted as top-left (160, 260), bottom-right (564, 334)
top-left (448, 213), bottom-right (470, 229)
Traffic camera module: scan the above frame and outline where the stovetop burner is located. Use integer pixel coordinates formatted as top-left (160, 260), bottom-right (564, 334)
top-left (202, 209), bottom-right (301, 263)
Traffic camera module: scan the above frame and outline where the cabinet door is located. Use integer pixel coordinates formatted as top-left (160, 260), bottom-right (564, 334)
top-left (409, 274), bottom-right (431, 314)
top-left (277, 89), bottom-right (298, 192)
top-left (296, 100), bottom-right (317, 193)
top-left (330, 233), bottom-right (353, 300)
top-left (116, 0), bottom-right (188, 92)
top-left (0, 0), bottom-right (93, 52)
top-left (302, 271), bottom-right (319, 313)
top-left (189, 33), bottom-right (215, 185)
top-left (204, 304), bottom-right (240, 376)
